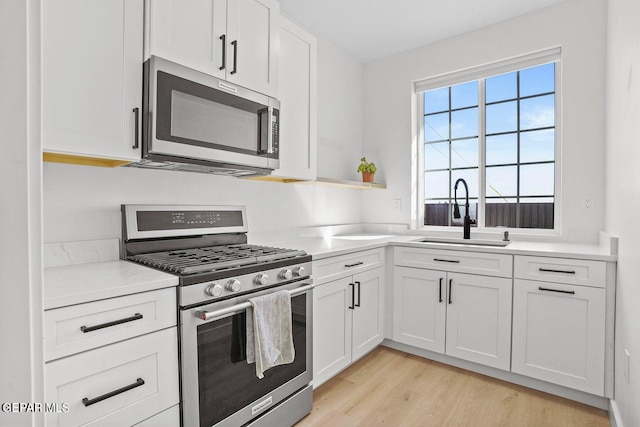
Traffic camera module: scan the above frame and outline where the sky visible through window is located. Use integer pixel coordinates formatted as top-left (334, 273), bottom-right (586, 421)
top-left (423, 62), bottom-right (555, 229)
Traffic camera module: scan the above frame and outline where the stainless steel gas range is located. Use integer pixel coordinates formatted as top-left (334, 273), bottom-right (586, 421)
top-left (121, 205), bottom-right (313, 427)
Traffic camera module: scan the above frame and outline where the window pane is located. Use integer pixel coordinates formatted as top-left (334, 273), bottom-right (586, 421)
top-left (451, 139), bottom-right (478, 168)
top-left (424, 87), bottom-right (449, 114)
top-left (451, 108), bottom-right (478, 139)
top-left (425, 112), bottom-right (449, 142)
top-left (520, 163), bottom-right (555, 196)
top-left (486, 199), bottom-right (517, 228)
top-left (451, 170), bottom-right (478, 198)
top-left (486, 72), bottom-right (517, 103)
top-left (521, 129), bottom-right (554, 163)
top-left (424, 142), bottom-right (449, 170)
top-left (486, 166), bottom-right (517, 197)
top-left (425, 170), bottom-right (449, 199)
top-left (486, 101), bottom-right (517, 134)
top-left (424, 201), bottom-right (451, 226)
top-left (452, 199), bottom-right (477, 227)
top-left (520, 63), bottom-right (555, 97)
top-left (520, 94), bottom-right (554, 130)
top-left (451, 81), bottom-right (478, 109)
top-left (486, 134), bottom-right (517, 165)
top-left (519, 199), bottom-right (554, 229)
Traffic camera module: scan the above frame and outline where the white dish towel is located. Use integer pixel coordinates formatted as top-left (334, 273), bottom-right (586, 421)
top-left (246, 290), bottom-right (295, 379)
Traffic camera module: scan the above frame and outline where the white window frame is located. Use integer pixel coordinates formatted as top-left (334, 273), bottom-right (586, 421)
top-left (413, 48), bottom-right (562, 237)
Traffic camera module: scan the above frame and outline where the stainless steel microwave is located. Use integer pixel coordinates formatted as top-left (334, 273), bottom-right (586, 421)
top-left (129, 56), bottom-right (280, 176)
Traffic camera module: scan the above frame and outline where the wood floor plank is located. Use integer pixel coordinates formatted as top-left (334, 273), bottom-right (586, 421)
top-left (297, 346), bottom-right (610, 427)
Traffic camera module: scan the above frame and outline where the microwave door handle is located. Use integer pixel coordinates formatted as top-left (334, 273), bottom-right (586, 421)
top-left (267, 106), bottom-right (274, 154)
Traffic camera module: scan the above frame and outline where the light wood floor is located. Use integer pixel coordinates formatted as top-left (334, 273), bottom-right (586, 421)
top-left (296, 346), bottom-right (610, 426)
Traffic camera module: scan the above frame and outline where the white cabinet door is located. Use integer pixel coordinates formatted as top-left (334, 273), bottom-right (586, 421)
top-left (146, 0), bottom-right (227, 79)
top-left (352, 267), bottom-right (384, 361)
top-left (42, 0), bottom-right (143, 162)
top-left (226, 0), bottom-right (279, 96)
top-left (446, 272), bottom-right (512, 371)
top-left (512, 279), bottom-right (606, 395)
top-left (271, 16), bottom-right (317, 180)
top-left (392, 266), bottom-right (446, 353)
top-left (313, 277), bottom-right (353, 388)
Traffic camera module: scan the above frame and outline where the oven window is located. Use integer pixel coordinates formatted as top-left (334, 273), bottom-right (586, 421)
top-left (196, 294), bottom-right (307, 427)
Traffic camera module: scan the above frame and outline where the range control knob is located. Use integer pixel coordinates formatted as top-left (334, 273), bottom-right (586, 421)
top-left (279, 269), bottom-right (293, 280)
top-left (292, 266), bottom-right (306, 277)
top-left (205, 283), bottom-right (223, 297)
top-left (254, 273), bottom-right (269, 286)
top-left (226, 279), bottom-right (242, 292)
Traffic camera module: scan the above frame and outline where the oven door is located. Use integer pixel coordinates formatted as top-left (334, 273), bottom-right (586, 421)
top-left (144, 56), bottom-right (280, 170)
top-left (180, 281), bottom-right (312, 427)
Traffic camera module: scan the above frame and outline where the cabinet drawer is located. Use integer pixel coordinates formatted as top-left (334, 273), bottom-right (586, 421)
top-left (44, 287), bottom-right (176, 361)
top-left (313, 248), bottom-right (384, 284)
top-left (394, 247), bottom-right (512, 278)
top-left (45, 327), bottom-right (179, 427)
top-left (514, 256), bottom-right (606, 288)
top-left (133, 404), bottom-right (179, 427)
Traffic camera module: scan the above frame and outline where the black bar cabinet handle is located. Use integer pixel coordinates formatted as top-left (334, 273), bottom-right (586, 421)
top-left (439, 278), bottom-right (443, 303)
top-left (132, 108), bottom-right (139, 149)
top-left (355, 281), bottom-right (361, 307)
top-left (348, 283), bottom-right (355, 309)
top-left (538, 287), bottom-right (575, 295)
top-left (82, 378), bottom-right (145, 407)
top-left (448, 279), bottom-right (453, 304)
top-left (231, 40), bottom-right (238, 74)
top-left (345, 261), bottom-right (363, 268)
top-left (80, 313), bottom-right (143, 333)
top-left (219, 34), bottom-right (227, 70)
top-left (539, 268), bottom-right (576, 275)
top-left (434, 258), bottom-right (460, 264)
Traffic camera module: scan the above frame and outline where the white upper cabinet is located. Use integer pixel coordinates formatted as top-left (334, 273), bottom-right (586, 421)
top-left (42, 0), bottom-right (143, 164)
top-left (146, 0), bottom-right (279, 97)
top-left (268, 16), bottom-right (317, 180)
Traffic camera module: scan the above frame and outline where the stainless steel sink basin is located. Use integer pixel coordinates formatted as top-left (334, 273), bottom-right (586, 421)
top-left (413, 237), bottom-right (511, 247)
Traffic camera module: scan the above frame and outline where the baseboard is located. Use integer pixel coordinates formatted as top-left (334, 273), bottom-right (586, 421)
top-left (382, 339), bottom-right (610, 410)
top-left (609, 400), bottom-right (624, 427)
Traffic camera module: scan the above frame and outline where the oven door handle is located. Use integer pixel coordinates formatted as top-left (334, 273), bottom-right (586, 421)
top-left (196, 284), bottom-right (313, 321)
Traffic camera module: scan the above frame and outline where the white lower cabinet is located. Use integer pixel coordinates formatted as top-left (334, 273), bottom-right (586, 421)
top-left (511, 279), bottom-right (606, 395)
top-left (44, 289), bottom-right (179, 426)
top-left (393, 266), bottom-right (512, 371)
top-left (45, 327), bottom-right (179, 427)
top-left (313, 266), bottom-right (384, 387)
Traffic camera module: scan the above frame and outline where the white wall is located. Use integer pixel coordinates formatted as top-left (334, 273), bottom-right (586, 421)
top-left (362, 0), bottom-right (607, 243)
top-left (43, 38), bottom-right (366, 243)
top-left (605, 0), bottom-right (640, 425)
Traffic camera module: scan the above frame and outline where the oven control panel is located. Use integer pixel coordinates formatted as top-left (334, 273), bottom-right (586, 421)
top-left (179, 261), bottom-right (313, 307)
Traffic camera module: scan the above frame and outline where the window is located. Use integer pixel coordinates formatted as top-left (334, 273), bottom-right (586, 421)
top-left (417, 50), bottom-right (559, 231)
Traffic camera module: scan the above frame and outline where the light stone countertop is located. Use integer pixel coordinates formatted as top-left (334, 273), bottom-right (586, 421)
top-left (44, 231), bottom-right (616, 310)
top-left (252, 234), bottom-right (617, 262)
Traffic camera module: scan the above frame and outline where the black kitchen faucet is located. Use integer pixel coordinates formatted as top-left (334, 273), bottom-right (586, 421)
top-left (453, 178), bottom-right (474, 239)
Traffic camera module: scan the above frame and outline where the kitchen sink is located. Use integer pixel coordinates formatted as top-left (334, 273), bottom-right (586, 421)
top-left (413, 237), bottom-right (511, 247)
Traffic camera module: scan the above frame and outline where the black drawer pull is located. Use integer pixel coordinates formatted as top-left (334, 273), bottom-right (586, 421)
top-left (539, 268), bottom-right (576, 275)
top-left (438, 278), bottom-right (443, 303)
top-left (348, 283), bottom-right (355, 309)
top-left (231, 40), bottom-right (238, 74)
top-left (538, 287), bottom-right (575, 295)
top-left (434, 258), bottom-right (460, 264)
top-left (355, 281), bottom-right (361, 307)
top-left (345, 261), bottom-right (364, 268)
top-left (448, 279), bottom-right (453, 304)
top-left (219, 34), bottom-right (226, 70)
top-left (80, 313), bottom-right (143, 333)
top-left (82, 378), bottom-right (145, 407)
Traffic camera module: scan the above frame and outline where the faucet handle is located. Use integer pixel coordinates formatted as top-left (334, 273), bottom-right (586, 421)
top-left (503, 231), bottom-right (510, 242)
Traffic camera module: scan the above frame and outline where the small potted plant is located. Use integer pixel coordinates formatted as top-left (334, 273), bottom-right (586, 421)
top-left (357, 157), bottom-right (377, 183)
